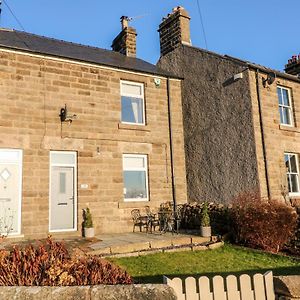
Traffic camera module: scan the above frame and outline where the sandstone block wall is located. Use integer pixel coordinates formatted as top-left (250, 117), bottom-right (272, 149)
top-left (0, 49), bottom-right (187, 238)
top-left (249, 69), bottom-right (300, 202)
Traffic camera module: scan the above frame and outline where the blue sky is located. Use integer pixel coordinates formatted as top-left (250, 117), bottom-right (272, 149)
top-left (1, 1), bottom-right (299, 71)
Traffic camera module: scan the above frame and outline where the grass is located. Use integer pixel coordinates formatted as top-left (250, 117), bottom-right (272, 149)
top-left (110, 243), bottom-right (300, 283)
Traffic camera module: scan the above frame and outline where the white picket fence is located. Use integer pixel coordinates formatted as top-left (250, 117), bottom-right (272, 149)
top-left (163, 271), bottom-right (275, 300)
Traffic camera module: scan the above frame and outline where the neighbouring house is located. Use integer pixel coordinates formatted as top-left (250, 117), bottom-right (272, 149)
top-left (158, 7), bottom-right (300, 204)
top-left (0, 17), bottom-right (187, 238)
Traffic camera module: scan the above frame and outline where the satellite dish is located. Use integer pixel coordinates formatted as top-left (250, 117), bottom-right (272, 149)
top-left (263, 72), bottom-right (276, 87)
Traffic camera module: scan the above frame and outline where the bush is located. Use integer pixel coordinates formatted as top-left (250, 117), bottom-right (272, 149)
top-left (231, 191), bottom-right (298, 253)
top-left (0, 237), bottom-right (132, 286)
top-left (284, 207), bottom-right (300, 255)
top-left (179, 202), bottom-right (231, 235)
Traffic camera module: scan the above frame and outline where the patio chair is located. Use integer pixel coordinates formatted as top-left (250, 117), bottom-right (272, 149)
top-left (131, 209), bottom-right (148, 232)
top-left (145, 206), bottom-right (160, 232)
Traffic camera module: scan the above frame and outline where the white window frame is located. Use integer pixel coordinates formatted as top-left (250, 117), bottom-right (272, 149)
top-left (122, 154), bottom-right (149, 202)
top-left (120, 80), bottom-right (145, 126)
top-left (49, 151), bottom-right (77, 232)
top-left (285, 152), bottom-right (300, 196)
top-left (277, 86), bottom-right (294, 127)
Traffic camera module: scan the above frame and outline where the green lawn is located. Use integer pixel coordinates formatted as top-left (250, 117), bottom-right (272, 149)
top-left (110, 244), bottom-right (300, 283)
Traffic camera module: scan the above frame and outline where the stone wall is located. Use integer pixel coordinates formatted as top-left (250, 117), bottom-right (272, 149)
top-left (158, 45), bottom-right (259, 204)
top-left (274, 276), bottom-right (300, 300)
top-left (0, 284), bottom-right (176, 300)
top-left (248, 69), bottom-right (300, 202)
top-left (0, 49), bottom-right (187, 238)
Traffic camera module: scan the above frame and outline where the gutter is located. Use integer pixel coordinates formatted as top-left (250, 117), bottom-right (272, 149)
top-left (255, 69), bottom-right (271, 199)
top-left (166, 78), bottom-right (177, 212)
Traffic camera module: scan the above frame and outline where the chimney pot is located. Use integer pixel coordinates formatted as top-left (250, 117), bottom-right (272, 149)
top-left (285, 54), bottom-right (300, 76)
top-left (112, 16), bottom-right (137, 57)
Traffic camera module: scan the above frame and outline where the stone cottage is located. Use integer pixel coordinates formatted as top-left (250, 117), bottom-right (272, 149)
top-left (158, 7), bottom-right (300, 204)
top-left (0, 18), bottom-right (187, 238)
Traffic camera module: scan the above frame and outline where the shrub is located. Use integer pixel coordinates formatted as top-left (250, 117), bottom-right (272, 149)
top-left (179, 202), bottom-right (231, 235)
top-left (200, 202), bottom-right (210, 227)
top-left (83, 208), bottom-right (93, 228)
top-left (231, 191), bottom-right (298, 253)
top-left (0, 237), bottom-right (132, 286)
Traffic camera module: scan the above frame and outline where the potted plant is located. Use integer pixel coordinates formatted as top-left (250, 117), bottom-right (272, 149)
top-left (83, 208), bottom-right (94, 238)
top-left (200, 202), bottom-right (211, 237)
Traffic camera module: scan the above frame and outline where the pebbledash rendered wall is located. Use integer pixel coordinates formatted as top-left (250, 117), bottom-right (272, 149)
top-left (158, 45), bottom-right (260, 204)
top-left (0, 49), bottom-right (187, 238)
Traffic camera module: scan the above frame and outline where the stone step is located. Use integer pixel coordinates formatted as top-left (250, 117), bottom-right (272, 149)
top-left (87, 236), bottom-right (217, 256)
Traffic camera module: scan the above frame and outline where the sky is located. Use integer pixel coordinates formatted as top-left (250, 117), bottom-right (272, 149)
top-left (0, 0), bottom-right (299, 71)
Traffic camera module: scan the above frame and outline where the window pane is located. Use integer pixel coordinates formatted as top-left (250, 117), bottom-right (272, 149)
top-left (123, 156), bottom-right (145, 169)
top-left (277, 88), bottom-right (283, 105)
top-left (285, 154), bottom-right (290, 172)
top-left (279, 107), bottom-right (284, 124)
top-left (123, 170), bottom-right (147, 199)
top-left (122, 83), bottom-right (142, 96)
top-left (59, 173), bottom-right (66, 194)
top-left (290, 155), bottom-right (298, 173)
top-left (121, 97), bottom-right (144, 124)
top-left (51, 152), bottom-right (75, 165)
top-left (290, 174), bottom-right (299, 193)
top-left (282, 107), bottom-right (291, 125)
top-left (282, 89), bottom-right (289, 106)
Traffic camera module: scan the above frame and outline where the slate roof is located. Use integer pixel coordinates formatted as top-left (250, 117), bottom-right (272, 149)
top-left (183, 44), bottom-right (300, 83)
top-left (0, 28), bottom-right (179, 78)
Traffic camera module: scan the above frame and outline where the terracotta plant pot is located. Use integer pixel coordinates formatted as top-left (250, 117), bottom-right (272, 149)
top-left (200, 226), bottom-right (211, 237)
top-left (84, 227), bottom-right (95, 238)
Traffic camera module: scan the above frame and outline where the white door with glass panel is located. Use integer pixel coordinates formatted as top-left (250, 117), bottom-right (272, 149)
top-left (50, 151), bottom-right (77, 231)
top-left (0, 149), bottom-right (22, 235)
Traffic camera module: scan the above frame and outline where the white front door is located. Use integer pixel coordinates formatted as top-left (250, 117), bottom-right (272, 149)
top-left (49, 151), bottom-right (77, 232)
top-left (0, 149), bottom-right (22, 235)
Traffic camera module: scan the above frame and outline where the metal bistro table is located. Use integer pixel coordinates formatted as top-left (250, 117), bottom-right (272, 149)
top-left (158, 209), bottom-right (175, 233)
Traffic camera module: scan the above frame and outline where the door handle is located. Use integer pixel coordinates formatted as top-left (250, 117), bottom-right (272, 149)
top-left (69, 197), bottom-right (74, 200)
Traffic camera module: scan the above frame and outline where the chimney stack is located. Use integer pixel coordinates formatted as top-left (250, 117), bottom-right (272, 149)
top-left (285, 54), bottom-right (300, 77)
top-left (158, 6), bottom-right (191, 56)
top-left (112, 16), bottom-right (137, 57)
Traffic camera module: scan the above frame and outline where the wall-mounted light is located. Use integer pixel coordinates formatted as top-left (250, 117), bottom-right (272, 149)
top-left (233, 72), bottom-right (243, 81)
top-left (262, 72), bottom-right (276, 88)
top-left (154, 78), bottom-right (161, 87)
top-left (59, 104), bottom-right (77, 123)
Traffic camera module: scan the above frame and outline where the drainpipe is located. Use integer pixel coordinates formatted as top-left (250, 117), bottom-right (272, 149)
top-left (166, 78), bottom-right (177, 211)
top-left (255, 69), bottom-right (271, 199)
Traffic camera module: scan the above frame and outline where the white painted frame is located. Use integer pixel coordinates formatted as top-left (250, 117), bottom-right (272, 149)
top-left (0, 149), bottom-right (23, 236)
top-left (284, 152), bottom-right (300, 196)
top-left (278, 86), bottom-right (294, 127)
top-left (122, 154), bottom-right (149, 202)
top-left (120, 80), bottom-right (145, 126)
top-left (49, 151), bottom-right (77, 232)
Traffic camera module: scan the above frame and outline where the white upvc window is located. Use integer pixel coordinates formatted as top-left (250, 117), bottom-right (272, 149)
top-left (277, 86), bottom-right (294, 126)
top-left (120, 80), bottom-right (145, 125)
top-left (285, 153), bottom-right (300, 195)
top-left (122, 154), bottom-right (149, 202)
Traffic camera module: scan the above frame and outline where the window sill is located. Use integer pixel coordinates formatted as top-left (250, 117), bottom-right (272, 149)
top-left (118, 123), bottom-right (150, 132)
top-left (118, 201), bottom-right (150, 209)
top-left (279, 125), bottom-right (300, 133)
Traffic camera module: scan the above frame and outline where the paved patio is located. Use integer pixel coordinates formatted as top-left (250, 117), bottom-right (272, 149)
top-left (0, 231), bottom-right (218, 257)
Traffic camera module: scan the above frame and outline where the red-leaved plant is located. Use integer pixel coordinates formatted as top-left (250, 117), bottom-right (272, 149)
top-left (231, 191), bottom-right (298, 253)
top-left (0, 237), bottom-right (132, 286)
